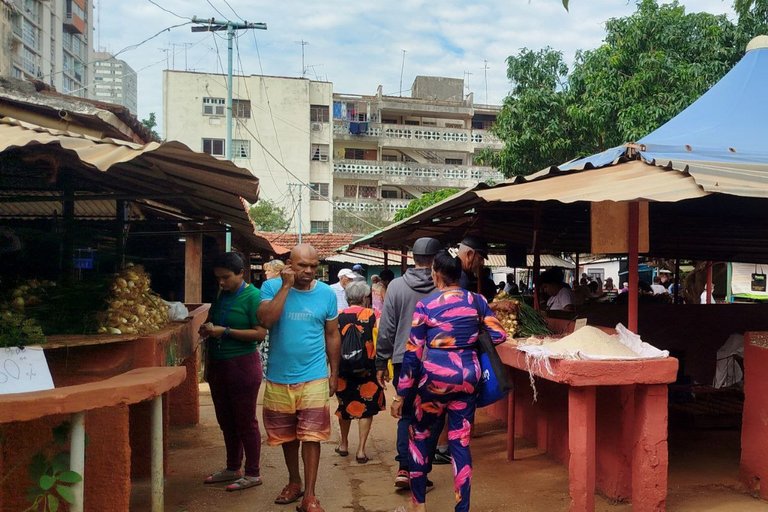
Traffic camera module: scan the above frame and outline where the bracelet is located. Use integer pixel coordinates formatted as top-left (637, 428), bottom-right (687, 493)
top-left (223, 326), bottom-right (231, 338)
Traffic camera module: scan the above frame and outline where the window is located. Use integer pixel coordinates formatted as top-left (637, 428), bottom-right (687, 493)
top-left (202, 138), bottom-right (225, 156)
top-left (382, 155), bottom-right (398, 162)
top-left (310, 221), bottom-right (329, 234)
top-left (445, 123), bottom-right (463, 129)
top-left (381, 189), bottom-right (399, 199)
top-left (344, 148), bottom-right (365, 160)
top-left (382, 118), bottom-right (398, 124)
top-left (445, 158), bottom-right (463, 165)
top-left (203, 97), bottom-right (225, 116)
top-left (233, 99), bottom-right (251, 118)
top-left (310, 144), bottom-right (329, 162)
top-left (359, 186), bottom-right (377, 198)
top-left (343, 185), bottom-right (357, 198)
top-left (309, 182), bottom-right (329, 200)
top-left (310, 105), bottom-right (329, 123)
top-left (404, 120), bottom-right (420, 126)
top-left (232, 139), bottom-right (250, 158)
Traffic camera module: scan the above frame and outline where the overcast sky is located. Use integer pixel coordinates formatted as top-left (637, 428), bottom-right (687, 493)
top-left (95, 0), bottom-right (736, 135)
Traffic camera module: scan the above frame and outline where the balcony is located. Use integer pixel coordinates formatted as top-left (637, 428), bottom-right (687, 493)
top-left (63, 12), bottom-right (85, 34)
top-left (333, 197), bottom-right (411, 220)
top-left (333, 159), bottom-right (504, 188)
top-left (333, 121), bottom-right (503, 151)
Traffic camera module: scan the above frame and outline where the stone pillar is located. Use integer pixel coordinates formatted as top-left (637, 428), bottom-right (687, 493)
top-left (568, 386), bottom-right (596, 512)
top-left (631, 384), bottom-right (669, 512)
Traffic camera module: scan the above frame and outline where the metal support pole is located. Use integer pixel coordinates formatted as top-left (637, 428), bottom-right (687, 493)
top-left (226, 23), bottom-right (234, 161)
top-left (151, 396), bottom-right (164, 512)
top-left (69, 412), bottom-right (86, 512)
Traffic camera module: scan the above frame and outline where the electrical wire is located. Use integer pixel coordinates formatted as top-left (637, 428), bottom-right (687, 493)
top-left (146, 0), bottom-right (191, 20)
top-left (205, 0), bottom-right (228, 20)
top-left (221, 0), bottom-right (244, 21)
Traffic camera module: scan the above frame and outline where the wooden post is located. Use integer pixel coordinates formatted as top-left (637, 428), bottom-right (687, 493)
top-left (400, 245), bottom-right (407, 275)
top-left (575, 253), bottom-right (580, 285)
top-left (184, 231), bottom-right (203, 303)
top-left (115, 200), bottom-right (127, 270)
top-left (674, 258), bottom-right (681, 304)
top-left (628, 202), bottom-right (640, 332)
top-left (706, 262), bottom-right (713, 304)
top-left (532, 206), bottom-right (542, 310)
top-left (506, 370), bottom-right (516, 462)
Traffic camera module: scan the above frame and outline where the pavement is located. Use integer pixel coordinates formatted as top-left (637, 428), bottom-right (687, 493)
top-left (129, 384), bottom-right (768, 512)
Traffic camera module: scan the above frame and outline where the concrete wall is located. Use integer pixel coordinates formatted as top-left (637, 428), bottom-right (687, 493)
top-left (411, 75), bottom-right (464, 101)
top-left (163, 71), bottom-right (333, 232)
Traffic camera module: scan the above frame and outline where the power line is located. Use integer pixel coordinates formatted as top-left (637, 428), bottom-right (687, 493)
top-left (204, 0), bottom-right (228, 20)
top-left (221, 0), bottom-right (244, 21)
top-left (146, 0), bottom-right (191, 20)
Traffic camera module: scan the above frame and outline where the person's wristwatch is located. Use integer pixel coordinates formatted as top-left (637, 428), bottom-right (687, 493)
top-left (223, 326), bottom-right (231, 338)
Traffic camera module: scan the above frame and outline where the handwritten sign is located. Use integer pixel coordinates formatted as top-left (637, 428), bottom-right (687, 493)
top-left (0, 346), bottom-right (54, 394)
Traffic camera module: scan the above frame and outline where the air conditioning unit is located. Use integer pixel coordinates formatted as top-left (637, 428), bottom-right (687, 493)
top-left (311, 122), bottom-right (323, 132)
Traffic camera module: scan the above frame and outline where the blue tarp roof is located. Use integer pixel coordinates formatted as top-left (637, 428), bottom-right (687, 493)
top-left (561, 39), bottom-right (768, 173)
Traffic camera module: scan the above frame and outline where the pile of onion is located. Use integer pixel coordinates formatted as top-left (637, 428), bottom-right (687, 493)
top-left (97, 264), bottom-right (169, 335)
top-left (492, 291), bottom-right (520, 336)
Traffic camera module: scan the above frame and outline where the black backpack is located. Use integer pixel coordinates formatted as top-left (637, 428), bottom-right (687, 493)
top-left (340, 323), bottom-right (367, 375)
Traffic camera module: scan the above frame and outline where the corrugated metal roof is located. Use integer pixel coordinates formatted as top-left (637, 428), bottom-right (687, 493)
top-left (0, 192), bottom-right (144, 220)
top-left (0, 117), bottom-right (261, 239)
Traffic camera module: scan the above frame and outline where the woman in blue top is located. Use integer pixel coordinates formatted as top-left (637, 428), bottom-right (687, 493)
top-left (200, 252), bottom-right (267, 491)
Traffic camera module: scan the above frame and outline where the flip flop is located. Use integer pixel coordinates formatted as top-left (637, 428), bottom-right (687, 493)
top-left (356, 455), bottom-right (369, 464)
top-left (203, 469), bottom-right (242, 484)
top-left (225, 476), bottom-right (262, 492)
top-left (334, 447), bottom-right (349, 457)
top-left (275, 483), bottom-right (304, 505)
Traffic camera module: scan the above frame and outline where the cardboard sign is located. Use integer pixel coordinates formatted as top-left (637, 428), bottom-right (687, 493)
top-left (0, 346), bottom-right (54, 395)
top-left (574, 318), bottom-right (588, 331)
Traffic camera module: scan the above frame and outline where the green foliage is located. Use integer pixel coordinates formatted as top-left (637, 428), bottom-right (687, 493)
top-left (249, 199), bottom-right (291, 232)
top-left (23, 423), bottom-right (83, 512)
top-left (393, 189), bottom-right (460, 222)
top-left (140, 112), bottom-right (161, 141)
top-left (491, 0), bottom-right (748, 178)
top-left (735, 0), bottom-right (768, 39)
top-left (0, 312), bottom-right (46, 348)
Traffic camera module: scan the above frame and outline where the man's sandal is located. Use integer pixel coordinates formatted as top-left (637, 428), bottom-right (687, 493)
top-left (203, 469), bottom-right (242, 484)
top-left (274, 483), bottom-right (304, 504)
top-left (296, 496), bottom-right (325, 512)
top-left (225, 476), bottom-right (263, 492)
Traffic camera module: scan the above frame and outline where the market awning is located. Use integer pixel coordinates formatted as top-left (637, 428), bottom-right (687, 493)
top-left (0, 117), bottom-right (261, 238)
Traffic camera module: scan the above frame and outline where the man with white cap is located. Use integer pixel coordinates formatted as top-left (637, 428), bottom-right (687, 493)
top-left (331, 268), bottom-right (355, 311)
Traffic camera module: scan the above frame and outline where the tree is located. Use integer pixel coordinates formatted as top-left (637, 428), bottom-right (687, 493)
top-left (249, 199), bottom-right (290, 232)
top-left (393, 189), bottom-right (460, 222)
top-left (490, 0), bottom-right (745, 178)
top-left (140, 112), bottom-right (161, 141)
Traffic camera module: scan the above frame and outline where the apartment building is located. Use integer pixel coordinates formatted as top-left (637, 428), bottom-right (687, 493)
top-left (332, 76), bottom-right (504, 228)
top-left (90, 51), bottom-right (137, 113)
top-left (4, 0), bottom-right (92, 97)
top-left (163, 70), bottom-right (334, 233)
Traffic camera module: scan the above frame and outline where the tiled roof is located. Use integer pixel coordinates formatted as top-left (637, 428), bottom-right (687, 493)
top-left (256, 232), bottom-right (358, 260)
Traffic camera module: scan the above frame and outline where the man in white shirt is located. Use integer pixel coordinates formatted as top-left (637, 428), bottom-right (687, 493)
top-left (330, 268), bottom-right (354, 310)
top-left (538, 267), bottom-right (575, 312)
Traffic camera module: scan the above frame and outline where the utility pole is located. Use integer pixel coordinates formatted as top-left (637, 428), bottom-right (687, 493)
top-left (191, 17), bottom-right (267, 162)
top-left (289, 183), bottom-right (303, 242)
top-left (483, 59), bottom-right (489, 105)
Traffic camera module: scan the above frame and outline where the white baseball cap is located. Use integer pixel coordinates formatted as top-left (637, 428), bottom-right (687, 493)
top-left (338, 268), bottom-right (355, 279)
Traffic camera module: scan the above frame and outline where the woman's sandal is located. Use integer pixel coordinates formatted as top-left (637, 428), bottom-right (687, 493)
top-left (334, 447), bottom-right (349, 457)
top-left (225, 476), bottom-right (262, 492)
top-left (203, 468), bottom-right (242, 484)
top-left (296, 496), bottom-right (325, 512)
top-left (274, 482), bottom-right (304, 504)
top-left (355, 455), bottom-right (369, 464)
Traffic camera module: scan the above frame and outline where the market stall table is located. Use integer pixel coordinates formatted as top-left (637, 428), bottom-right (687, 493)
top-left (497, 342), bottom-right (678, 512)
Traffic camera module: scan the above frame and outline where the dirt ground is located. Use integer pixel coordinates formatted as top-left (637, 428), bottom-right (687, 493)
top-left (130, 384), bottom-right (768, 512)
